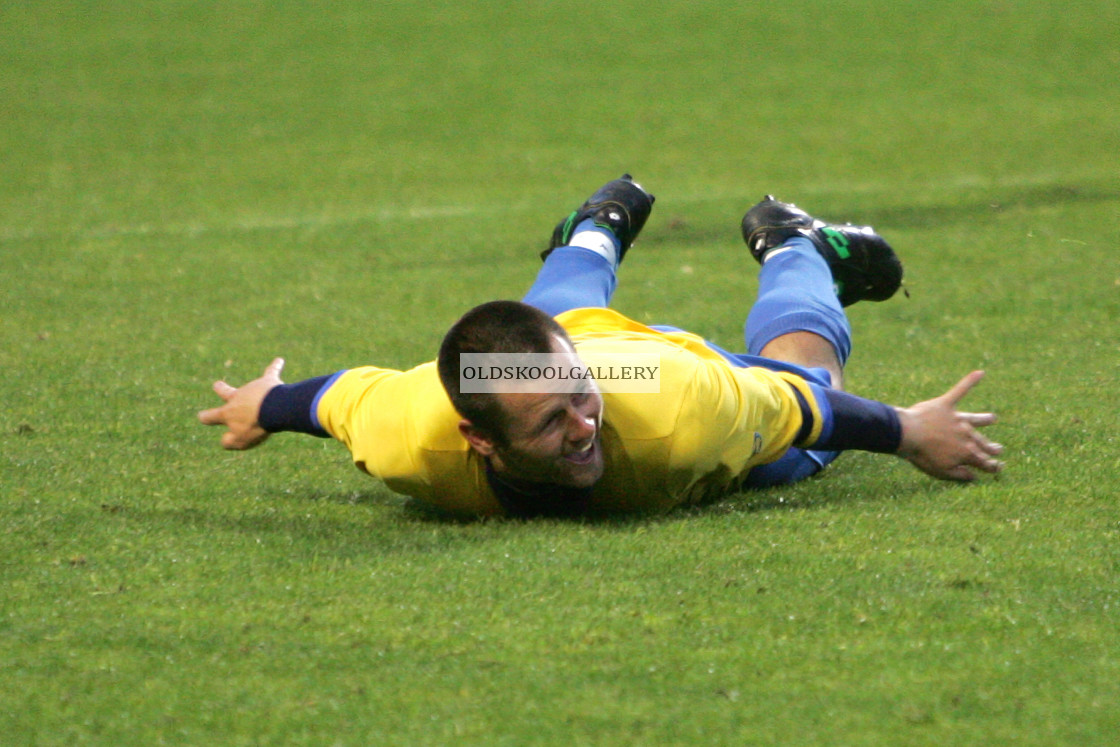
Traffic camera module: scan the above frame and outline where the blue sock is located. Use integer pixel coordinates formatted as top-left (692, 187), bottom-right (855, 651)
top-left (745, 237), bottom-right (852, 363)
top-left (522, 220), bottom-right (619, 316)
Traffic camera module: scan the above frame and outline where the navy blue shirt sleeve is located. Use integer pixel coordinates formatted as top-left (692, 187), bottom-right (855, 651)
top-left (257, 374), bottom-right (338, 437)
top-left (790, 383), bottom-right (903, 454)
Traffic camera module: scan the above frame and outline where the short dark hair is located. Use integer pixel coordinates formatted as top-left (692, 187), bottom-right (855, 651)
top-left (437, 300), bottom-right (568, 442)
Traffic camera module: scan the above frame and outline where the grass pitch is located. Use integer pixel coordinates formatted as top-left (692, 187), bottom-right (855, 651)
top-left (2, 1), bottom-right (1118, 744)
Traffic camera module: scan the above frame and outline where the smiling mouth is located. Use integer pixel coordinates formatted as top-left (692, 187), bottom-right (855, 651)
top-left (564, 440), bottom-right (597, 465)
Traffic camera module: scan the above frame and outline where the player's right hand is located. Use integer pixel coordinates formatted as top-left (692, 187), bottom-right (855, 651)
top-left (198, 357), bottom-right (286, 450)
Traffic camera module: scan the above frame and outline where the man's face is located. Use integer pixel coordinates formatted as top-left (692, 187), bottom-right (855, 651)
top-left (467, 335), bottom-right (605, 489)
top-left (489, 376), bottom-right (605, 489)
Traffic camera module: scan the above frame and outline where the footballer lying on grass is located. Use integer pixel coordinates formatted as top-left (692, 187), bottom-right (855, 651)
top-left (199, 176), bottom-right (1002, 518)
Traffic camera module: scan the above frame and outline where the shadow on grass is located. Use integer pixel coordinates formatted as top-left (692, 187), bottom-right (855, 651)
top-left (395, 481), bottom-right (854, 528)
top-left (142, 459), bottom-right (969, 544)
top-left (282, 464), bottom-right (929, 526)
top-left (861, 183), bottom-right (1118, 230)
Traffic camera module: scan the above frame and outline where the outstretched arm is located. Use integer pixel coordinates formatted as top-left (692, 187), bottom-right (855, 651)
top-left (794, 369), bottom-right (1003, 482)
top-left (198, 358), bottom-right (286, 450)
top-left (895, 370), bottom-right (1003, 481)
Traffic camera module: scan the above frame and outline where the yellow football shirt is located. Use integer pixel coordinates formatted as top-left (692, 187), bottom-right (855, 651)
top-left (314, 308), bottom-right (824, 517)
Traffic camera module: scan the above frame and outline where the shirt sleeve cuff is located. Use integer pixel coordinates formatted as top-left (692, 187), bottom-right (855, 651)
top-left (807, 386), bottom-right (902, 454)
top-left (257, 373), bottom-right (342, 437)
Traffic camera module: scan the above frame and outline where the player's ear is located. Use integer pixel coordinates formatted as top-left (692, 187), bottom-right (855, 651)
top-left (459, 419), bottom-right (497, 457)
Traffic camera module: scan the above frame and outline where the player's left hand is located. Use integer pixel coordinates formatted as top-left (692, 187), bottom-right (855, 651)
top-left (895, 370), bottom-right (1004, 481)
top-left (198, 357), bottom-right (286, 450)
